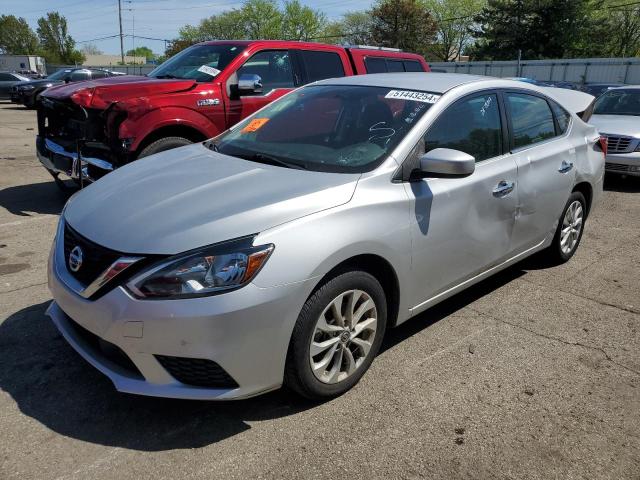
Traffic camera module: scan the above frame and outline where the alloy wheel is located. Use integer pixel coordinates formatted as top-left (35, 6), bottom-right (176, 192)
top-left (309, 289), bottom-right (378, 384)
top-left (560, 200), bottom-right (583, 255)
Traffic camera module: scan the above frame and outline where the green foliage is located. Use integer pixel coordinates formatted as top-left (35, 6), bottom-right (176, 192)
top-left (127, 46), bottom-right (155, 61)
top-left (0, 15), bottom-right (39, 55)
top-left (422, 0), bottom-right (485, 61)
top-left (468, 0), bottom-right (636, 60)
top-left (176, 0), bottom-right (326, 45)
top-left (369, 0), bottom-right (437, 54)
top-left (322, 12), bottom-right (375, 45)
top-left (80, 43), bottom-right (102, 56)
top-left (37, 12), bottom-right (85, 64)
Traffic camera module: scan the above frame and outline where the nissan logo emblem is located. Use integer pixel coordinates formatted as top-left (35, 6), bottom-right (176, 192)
top-left (68, 246), bottom-right (83, 272)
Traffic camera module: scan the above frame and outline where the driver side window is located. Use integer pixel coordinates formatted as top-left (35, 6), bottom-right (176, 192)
top-left (425, 93), bottom-right (503, 162)
top-left (237, 50), bottom-right (294, 96)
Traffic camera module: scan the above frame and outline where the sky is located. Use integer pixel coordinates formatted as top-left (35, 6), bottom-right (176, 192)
top-left (4, 0), bottom-right (375, 56)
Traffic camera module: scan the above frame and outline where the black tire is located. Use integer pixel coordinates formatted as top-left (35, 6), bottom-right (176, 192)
top-left (544, 191), bottom-right (587, 265)
top-left (285, 270), bottom-right (387, 400)
top-left (137, 136), bottom-right (193, 159)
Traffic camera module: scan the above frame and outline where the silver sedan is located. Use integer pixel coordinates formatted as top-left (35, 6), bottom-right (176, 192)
top-left (47, 73), bottom-right (604, 400)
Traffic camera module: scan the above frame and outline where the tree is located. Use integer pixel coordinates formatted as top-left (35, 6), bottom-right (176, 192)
top-left (37, 12), bottom-right (85, 64)
top-left (470, 0), bottom-right (597, 60)
top-left (0, 15), bottom-right (39, 55)
top-left (164, 39), bottom-right (192, 59)
top-left (127, 46), bottom-right (155, 61)
top-left (322, 11), bottom-right (375, 45)
top-left (423, 0), bottom-right (485, 61)
top-left (281, 0), bottom-right (327, 40)
top-left (80, 43), bottom-right (102, 55)
top-left (370, 0), bottom-right (437, 54)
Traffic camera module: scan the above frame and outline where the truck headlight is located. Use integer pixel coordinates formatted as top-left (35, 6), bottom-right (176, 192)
top-left (126, 239), bottom-right (274, 299)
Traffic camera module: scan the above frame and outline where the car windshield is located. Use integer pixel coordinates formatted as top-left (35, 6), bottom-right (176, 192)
top-left (46, 69), bottom-right (71, 81)
top-left (593, 89), bottom-right (640, 116)
top-left (214, 85), bottom-right (438, 173)
top-left (148, 44), bottom-right (242, 81)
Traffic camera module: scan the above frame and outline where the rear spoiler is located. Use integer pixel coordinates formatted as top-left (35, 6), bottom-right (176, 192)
top-left (542, 87), bottom-right (596, 122)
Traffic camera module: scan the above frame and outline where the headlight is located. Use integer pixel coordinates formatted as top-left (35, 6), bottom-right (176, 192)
top-left (126, 238), bottom-right (274, 299)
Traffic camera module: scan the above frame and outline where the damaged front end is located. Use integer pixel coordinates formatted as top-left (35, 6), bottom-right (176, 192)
top-left (36, 94), bottom-right (130, 185)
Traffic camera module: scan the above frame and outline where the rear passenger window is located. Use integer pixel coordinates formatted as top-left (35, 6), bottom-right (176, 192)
top-left (506, 93), bottom-right (556, 148)
top-left (387, 60), bottom-right (404, 72)
top-left (403, 61), bottom-right (424, 72)
top-left (425, 93), bottom-right (502, 162)
top-left (90, 70), bottom-right (108, 79)
top-left (549, 100), bottom-right (571, 134)
top-left (70, 70), bottom-right (90, 81)
top-left (301, 51), bottom-right (345, 82)
top-left (364, 57), bottom-right (387, 73)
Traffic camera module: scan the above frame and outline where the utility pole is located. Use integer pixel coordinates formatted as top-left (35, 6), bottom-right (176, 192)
top-left (118, 0), bottom-right (124, 64)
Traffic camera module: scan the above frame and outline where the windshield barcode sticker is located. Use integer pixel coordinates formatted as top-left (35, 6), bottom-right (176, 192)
top-left (385, 90), bottom-right (440, 103)
top-left (197, 65), bottom-right (221, 77)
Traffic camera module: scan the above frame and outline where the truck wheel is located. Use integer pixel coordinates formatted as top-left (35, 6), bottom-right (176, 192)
top-left (137, 136), bottom-right (193, 158)
top-left (285, 270), bottom-right (387, 400)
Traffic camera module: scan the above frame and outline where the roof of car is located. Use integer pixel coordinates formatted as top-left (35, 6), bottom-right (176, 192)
top-left (314, 72), bottom-right (495, 93)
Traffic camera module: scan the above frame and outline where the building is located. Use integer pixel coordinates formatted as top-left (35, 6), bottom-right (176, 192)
top-left (83, 54), bottom-right (146, 66)
top-left (0, 55), bottom-right (46, 75)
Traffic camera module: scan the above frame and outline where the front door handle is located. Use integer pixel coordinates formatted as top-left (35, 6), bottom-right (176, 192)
top-left (492, 180), bottom-right (515, 198)
top-left (558, 160), bottom-right (574, 174)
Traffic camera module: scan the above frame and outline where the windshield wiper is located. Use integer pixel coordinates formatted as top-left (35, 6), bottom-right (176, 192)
top-left (153, 74), bottom-right (180, 79)
top-left (238, 153), bottom-right (307, 170)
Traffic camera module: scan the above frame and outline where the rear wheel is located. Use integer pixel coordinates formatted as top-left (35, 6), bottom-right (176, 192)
top-left (138, 136), bottom-right (193, 158)
top-left (544, 191), bottom-right (587, 264)
top-left (285, 271), bottom-right (387, 400)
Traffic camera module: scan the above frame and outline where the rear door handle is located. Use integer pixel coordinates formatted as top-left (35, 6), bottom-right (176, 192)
top-left (492, 180), bottom-right (515, 198)
top-left (558, 160), bottom-right (574, 173)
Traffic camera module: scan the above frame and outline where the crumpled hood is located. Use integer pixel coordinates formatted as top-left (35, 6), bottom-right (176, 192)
top-left (64, 143), bottom-right (360, 254)
top-left (589, 114), bottom-right (640, 138)
top-left (42, 75), bottom-right (196, 106)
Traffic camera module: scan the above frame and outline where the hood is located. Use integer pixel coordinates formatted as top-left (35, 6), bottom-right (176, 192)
top-left (589, 115), bottom-right (640, 138)
top-left (14, 79), bottom-right (58, 88)
top-left (42, 75), bottom-right (196, 107)
top-left (64, 143), bottom-right (360, 255)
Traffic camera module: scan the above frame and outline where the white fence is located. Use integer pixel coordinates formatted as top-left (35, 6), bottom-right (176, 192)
top-left (429, 57), bottom-right (640, 84)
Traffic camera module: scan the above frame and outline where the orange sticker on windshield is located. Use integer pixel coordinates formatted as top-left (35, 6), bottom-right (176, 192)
top-left (241, 118), bottom-right (270, 133)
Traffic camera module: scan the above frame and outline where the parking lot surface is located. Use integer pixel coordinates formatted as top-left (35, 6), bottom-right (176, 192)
top-left (0, 101), bottom-right (639, 479)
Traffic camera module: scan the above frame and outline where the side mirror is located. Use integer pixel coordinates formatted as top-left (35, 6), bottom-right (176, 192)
top-left (418, 148), bottom-right (475, 178)
top-left (237, 73), bottom-right (263, 95)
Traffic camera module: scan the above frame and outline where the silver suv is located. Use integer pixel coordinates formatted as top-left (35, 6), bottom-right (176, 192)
top-left (47, 73), bottom-right (604, 400)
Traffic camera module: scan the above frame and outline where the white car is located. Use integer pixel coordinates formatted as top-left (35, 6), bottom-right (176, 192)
top-left (589, 86), bottom-right (640, 177)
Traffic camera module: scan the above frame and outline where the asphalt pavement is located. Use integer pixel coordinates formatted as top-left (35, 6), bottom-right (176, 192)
top-left (0, 101), bottom-right (638, 479)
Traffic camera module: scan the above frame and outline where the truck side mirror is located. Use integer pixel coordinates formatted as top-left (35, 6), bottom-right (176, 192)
top-left (237, 74), bottom-right (263, 95)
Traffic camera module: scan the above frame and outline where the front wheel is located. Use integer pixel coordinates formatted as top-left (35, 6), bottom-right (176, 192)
top-left (137, 136), bottom-right (193, 159)
top-left (544, 191), bottom-right (587, 264)
top-left (285, 271), bottom-right (387, 400)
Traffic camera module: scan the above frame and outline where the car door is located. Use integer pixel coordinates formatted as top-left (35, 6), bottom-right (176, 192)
top-left (225, 50), bottom-right (298, 127)
top-left (0, 73), bottom-right (17, 97)
top-left (404, 91), bottom-right (519, 309)
top-left (504, 91), bottom-right (576, 253)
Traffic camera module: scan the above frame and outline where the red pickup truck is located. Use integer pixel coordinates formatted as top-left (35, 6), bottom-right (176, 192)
top-left (36, 40), bottom-right (429, 185)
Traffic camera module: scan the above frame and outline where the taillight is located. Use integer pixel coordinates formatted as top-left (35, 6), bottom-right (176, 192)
top-left (598, 135), bottom-right (607, 156)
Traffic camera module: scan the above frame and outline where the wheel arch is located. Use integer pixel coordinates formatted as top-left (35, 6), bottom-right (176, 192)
top-left (134, 124), bottom-right (208, 158)
top-left (308, 253), bottom-right (401, 329)
top-left (572, 181), bottom-right (593, 217)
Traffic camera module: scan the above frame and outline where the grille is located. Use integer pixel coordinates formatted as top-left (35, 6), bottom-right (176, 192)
top-left (605, 135), bottom-right (633, 154)
top-left (155, 355), bottom-right (239, 389)
top-left (66, 315), bottom-right (142, 378)
top-left (605, 162), bottom-right (631, 172)
top-left (63, 223), bottom-right (121, 286)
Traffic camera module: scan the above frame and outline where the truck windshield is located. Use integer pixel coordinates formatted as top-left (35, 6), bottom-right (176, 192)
top-left (148, 44), bottom-right (242, 82)
top-left (593, 89), bottom-right (640, 116)
top-left (214, 85), bottom-right (439, 173)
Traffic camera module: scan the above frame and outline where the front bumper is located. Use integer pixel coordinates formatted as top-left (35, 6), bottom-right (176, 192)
top-left (47, 221), bottom-right (310, 400)
top-left (605, 152), bottom-right (640, 177)
top-left (36, 136), bottom-right (114, 183)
